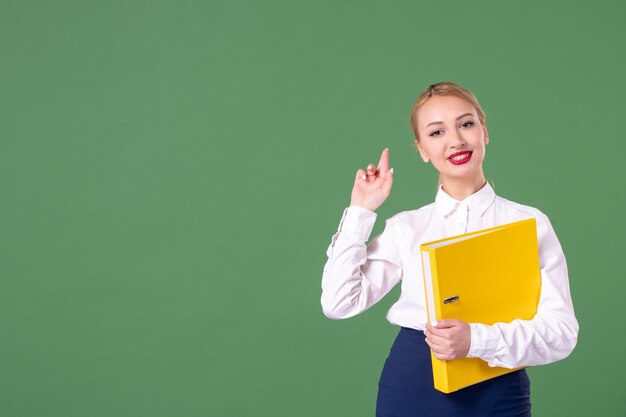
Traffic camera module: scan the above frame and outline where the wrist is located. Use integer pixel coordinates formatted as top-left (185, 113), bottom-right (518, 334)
top-left (349, 203), bottom-right (376, 213)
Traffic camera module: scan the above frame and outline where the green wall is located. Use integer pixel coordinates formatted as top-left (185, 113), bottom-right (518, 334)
top-left (1, 1), bottom-right (624, 416)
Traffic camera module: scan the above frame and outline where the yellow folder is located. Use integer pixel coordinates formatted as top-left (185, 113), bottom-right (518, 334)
top-left (420, 218), bottom-right (541, 393)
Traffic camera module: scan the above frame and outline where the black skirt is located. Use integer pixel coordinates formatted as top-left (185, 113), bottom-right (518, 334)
top-left (376, 327), bottom-right (531, 417)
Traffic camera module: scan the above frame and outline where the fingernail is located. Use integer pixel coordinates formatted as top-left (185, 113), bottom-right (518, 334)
top-left (361, 175), bottom-right (366, 180)
top-left (390, 168), bottom-right (394, 175)
top-left (431, 321), bottom-right (438, 326)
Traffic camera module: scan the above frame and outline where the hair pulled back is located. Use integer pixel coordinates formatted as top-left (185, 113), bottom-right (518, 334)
top-left (410, 82), bottom-right (487, 143)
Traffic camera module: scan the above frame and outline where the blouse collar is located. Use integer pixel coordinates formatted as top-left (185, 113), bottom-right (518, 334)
top-left (435, 181), bottom-right (497, 218)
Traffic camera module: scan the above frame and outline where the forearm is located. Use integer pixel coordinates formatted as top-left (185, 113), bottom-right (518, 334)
top-left (321, 206), bottom-right (402, 319)
top-left (468, 310), bottom-right (579, 368)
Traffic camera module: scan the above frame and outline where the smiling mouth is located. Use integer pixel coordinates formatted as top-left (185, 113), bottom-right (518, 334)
top-left (447, 151), bottom-right (472, 165)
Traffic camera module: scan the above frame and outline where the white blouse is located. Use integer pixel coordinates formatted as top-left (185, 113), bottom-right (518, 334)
top-left (321, 182), bottom-right (579, 369)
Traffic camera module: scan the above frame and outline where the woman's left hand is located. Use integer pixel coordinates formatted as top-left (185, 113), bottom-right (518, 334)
top-left (425, 319), bottom-right (471, 360)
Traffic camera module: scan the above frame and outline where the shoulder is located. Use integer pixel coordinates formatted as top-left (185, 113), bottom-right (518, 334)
top-left (495, 195), bottom-right (551, 224)
top-left (387, 202), bottom-right (436, 223)
top-left (381, 203), bottom-right (437, 239)
top-left (493, 195), bottom-right (559, 245)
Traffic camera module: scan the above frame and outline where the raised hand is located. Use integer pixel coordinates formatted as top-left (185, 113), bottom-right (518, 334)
top-left (350, 148), bottom-right (394, 212)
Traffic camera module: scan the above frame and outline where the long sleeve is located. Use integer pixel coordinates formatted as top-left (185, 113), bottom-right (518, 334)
top-left (321, 206), bottom-right (403, 320)
top-left (467, 212), bottom-right (579, 368)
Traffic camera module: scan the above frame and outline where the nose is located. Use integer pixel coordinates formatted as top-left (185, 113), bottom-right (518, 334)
top-left (448, 127), bottom-right (466, 149)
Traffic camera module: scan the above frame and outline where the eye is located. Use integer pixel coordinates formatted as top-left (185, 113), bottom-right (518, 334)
top-left (460, 121), bottom-right (474, 128)
top-left (429, 129), bottom-right (444, 137)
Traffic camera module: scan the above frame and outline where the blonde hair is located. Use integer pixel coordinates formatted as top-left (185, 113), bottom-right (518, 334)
top-left (409, 82), bottom-right (488, 189)
top-left (409, 81), bottom-right (487, 144)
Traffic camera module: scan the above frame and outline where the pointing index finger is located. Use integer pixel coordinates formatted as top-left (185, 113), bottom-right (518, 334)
top-left (377, 148), bottom-right (390, 174)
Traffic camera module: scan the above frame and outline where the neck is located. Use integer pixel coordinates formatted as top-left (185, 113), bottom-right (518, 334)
top-left (440, 174), bottom-right (487, 201)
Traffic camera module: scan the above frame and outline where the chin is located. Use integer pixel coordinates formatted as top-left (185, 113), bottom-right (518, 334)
top-left (443, 167), bottom-right (483, 181)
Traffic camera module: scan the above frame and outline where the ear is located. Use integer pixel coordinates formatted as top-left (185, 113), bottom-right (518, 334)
top-left (483, 126), bottom-right (489, 145)
top-left (415, 139), bottom-right (430, 163)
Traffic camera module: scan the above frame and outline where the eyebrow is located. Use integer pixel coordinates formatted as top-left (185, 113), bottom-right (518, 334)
top-left (425, 113), bottom-right (474, 128)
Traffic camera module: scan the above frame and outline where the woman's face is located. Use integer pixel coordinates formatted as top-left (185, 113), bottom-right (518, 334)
top-left (415, 95), bottom-right (489, 183)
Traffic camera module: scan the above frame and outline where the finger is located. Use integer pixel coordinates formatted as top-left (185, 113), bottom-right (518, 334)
top-left (355, 168), bottom-right (367, 181)
top-left (425, 333), bottom-right (450, 349)
top-left (373, 165), bottom-right (393, 190)
top-left (433, 352), bottom-right (452, 361)
top-left (425, 326), bottom-right (447, 346)
top-left (426, 322), bottom-right (444, 333)
top-left (377, 148), bottom-right (390, 174)
top-left (426, 324), bottom-right (452, 338)
top-left (425, 338), bottom-right (449, 356)
top-left (425, 323), bottom-right (433, 335)
top-left (427, 340), bottom-right (448, 356)
top-left (435, 319), bottom-right (462, 329)
top-left (366, 164), bottom-right (378, 179)
top-left (381, 167), bottom-right (394, 194)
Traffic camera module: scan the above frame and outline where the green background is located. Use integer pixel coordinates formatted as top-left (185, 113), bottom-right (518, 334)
top-left (1, 1), bottom-right (624, 416)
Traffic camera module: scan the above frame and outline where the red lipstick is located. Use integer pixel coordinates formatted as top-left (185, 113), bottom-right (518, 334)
top-left (447, 151), bottom-right (472, 165)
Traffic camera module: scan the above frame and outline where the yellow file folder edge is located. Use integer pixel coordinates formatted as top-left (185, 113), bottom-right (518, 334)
top-left (420, 218), bottom-right (541, 394)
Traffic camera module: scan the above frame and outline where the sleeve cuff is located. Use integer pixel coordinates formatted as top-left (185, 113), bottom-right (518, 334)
top-left (336, 205), bottom-right (377, 240)
top-left (467, 323), bottom-right (499, 362)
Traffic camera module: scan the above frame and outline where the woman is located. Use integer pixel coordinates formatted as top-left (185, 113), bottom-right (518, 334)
top-left (321, 82), bottom-right (578, 416)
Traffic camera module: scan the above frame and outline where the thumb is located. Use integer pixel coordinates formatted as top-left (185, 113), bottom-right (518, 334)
top-left (434, 319), bottom-right (462, 329)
